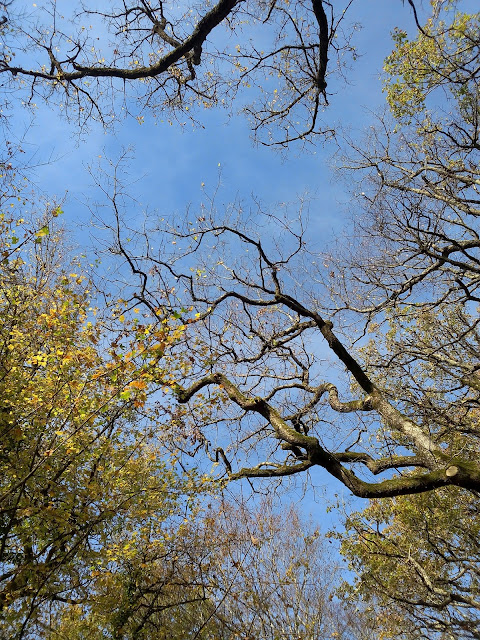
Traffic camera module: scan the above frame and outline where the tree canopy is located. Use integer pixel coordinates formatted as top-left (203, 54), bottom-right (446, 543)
top-left (0, 192), bottom-right (205, 636)
top-left (1, 0), bottom-right (480, 638)
top-left (339, 488), bottom-right (480, 639)
top-left (0, 0), bottom-right (421, 145)
top-left (0, 162), bottom-right (369, 639)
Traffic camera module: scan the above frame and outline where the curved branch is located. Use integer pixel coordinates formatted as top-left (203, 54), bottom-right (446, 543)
top-left (229, 459), bottom-right (314, 480)
top-left (174, 373), bottom-right (480, 497)
top-left (231, 460), bottom-right (478, 499)
top-left (334, 452), bottom-right (430, 475)
top-left (2, 0), bottom-right (240, 83)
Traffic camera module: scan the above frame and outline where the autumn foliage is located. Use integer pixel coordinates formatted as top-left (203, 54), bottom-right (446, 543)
top-left (0, 203), bottom-right (204, 636)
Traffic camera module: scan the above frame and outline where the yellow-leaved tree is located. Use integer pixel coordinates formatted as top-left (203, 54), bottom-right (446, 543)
top-left (0, 193), bottom-right (211, 638)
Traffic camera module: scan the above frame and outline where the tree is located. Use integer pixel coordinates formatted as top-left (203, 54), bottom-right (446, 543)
top-left (328, 6), bottom-right (480, 637)
top-left (336, 1), bottom-right (480, 312)
top-left (174, 498), bottom-right (370, 640)
top-left (5, 1), bottom-right (480, 637)
top-left (339, 488), bottom-right (480, 640)
top-left (332, 310), bottom-right (480, 639)
top-left (4, 0), bottom-right (480, 633)
top-left (0, 0), bottom-right (419, 146)
top-left (0, 170), bottom-right (370, 639)
top-left (0, 190), bottom-right (214, 637)
top-left (86, 0), bottom-right (480, 506)
top-left (47, 498), bottom-right (371, 639)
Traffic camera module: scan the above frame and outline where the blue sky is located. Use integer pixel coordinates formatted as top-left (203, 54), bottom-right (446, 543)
top-left (9, 0), bottom-right (428, 526)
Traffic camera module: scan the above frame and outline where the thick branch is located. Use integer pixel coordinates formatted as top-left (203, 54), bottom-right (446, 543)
top-left (334, 452), bottom-right (431, 475)
top-left (174, 373), bottom-right (480, 497)
top-left (311, 0), bottom-right (329, 92)
top-left (272, 293), bottom-right (440, 456)
top-left (229, 459), bottom-right (314, 480)
top-left (2, 0), bottom-right (240, 82)
top-left (230, 461), bottom-right (478, 499)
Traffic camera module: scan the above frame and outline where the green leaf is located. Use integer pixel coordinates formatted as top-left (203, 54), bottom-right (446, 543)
top-left (35, 225), bottom-right (49, 239)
